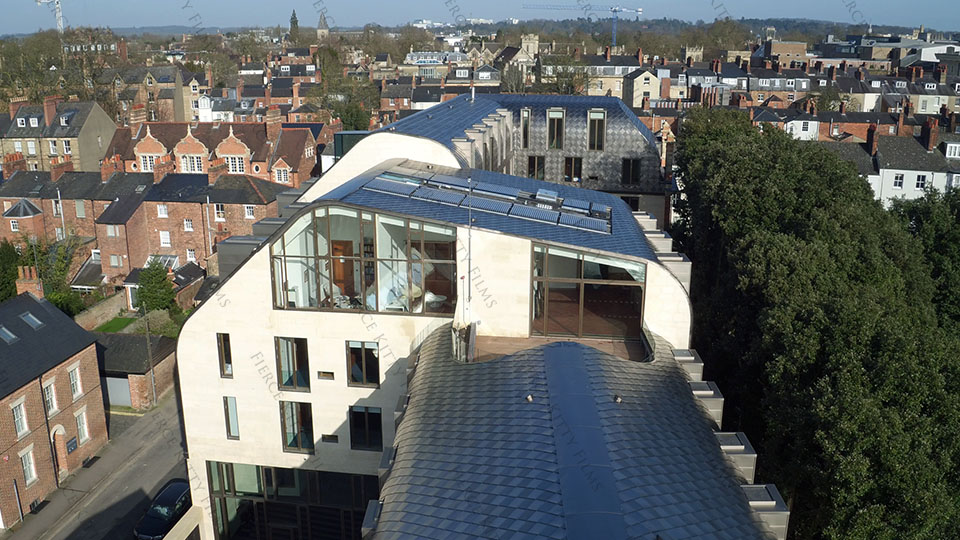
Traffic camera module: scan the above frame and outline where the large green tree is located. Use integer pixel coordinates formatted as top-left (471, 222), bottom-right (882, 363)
top-left (136, 260), bottom-right (176, 313)
top-left (0, 240), bottom-right (19, 302)
top-left (673, 108), bottom-right (960, 539)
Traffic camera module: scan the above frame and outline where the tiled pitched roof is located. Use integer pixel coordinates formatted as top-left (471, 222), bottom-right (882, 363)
top-left (372, 326), bottom-right (773, 540)
top-left (272, 128), bottom-right (311, 172)
top-left (112, 123), bottom-right (271, 162)
top-left (5, 101), bottom-right (99, 139)
top-left (94, 332), bottom-right (177, 376)
top-left (876, 135), bottom-right (950, 172)
top-left (820, 141), bottom-right (878, 176)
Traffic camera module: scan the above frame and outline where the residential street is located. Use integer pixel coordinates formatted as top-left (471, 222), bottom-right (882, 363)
top-left (4, 393), bottom-right (186, 540)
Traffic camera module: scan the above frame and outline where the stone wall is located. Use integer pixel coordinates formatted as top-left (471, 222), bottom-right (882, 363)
top-left (73, 292), bottom-right (128, 331)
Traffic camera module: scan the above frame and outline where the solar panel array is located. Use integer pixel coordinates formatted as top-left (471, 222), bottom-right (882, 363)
top-left (362, 173), bottom-right (611, 234)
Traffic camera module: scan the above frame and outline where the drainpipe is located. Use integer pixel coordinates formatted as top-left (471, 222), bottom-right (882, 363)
top-left (38, 375), bottom-right (60, 489)
top-left (205, 196), bottom-right (213, 258)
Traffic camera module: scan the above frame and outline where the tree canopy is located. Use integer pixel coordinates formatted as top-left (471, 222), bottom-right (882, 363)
top-left (136, 260), bottom-right (176, 313)
top-left (673, 108), bottom-right (960, 539)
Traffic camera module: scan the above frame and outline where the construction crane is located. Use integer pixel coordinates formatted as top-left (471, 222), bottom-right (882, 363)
top-left (36, 0), bottom-right (64, 34)
top-left (522, 4), bottom-right (642, 48)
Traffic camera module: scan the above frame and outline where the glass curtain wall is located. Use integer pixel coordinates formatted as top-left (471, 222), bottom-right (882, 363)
top-left (532, 244), bottom-right (646, 339)
top-left (271, 206), bottom-right (457, 315)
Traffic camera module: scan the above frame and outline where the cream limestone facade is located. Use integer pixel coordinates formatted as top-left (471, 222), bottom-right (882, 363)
top-left (178, 132), bottom-right (693, 540)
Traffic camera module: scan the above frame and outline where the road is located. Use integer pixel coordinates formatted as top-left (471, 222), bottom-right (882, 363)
top-left (6, 392), bottom-right (187, 540)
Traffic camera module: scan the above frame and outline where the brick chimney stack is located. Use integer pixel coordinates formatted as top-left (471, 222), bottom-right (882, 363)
top-left (815, 60), bottom-right (823, 74)
top-left (828, 66), bottom-right (836, 81)
top-left (2, 152), bottom-right (27, 180)
top-left (293, 82), bottom-right (301, 106)
top-left (9, 96), bottom-right (29, 119)
top-left (50, 155), bottom-right (74, 182)
top-left (205, 63), bottom-right (214, 87)
top-left (153, 154), bottom-right (175, 183)
top-left (949, 112), bottom-right (959, 135)
top-left (605, 46), bottom-right (612, 62)
top-left (922, 118), bottom-right (939, 151)
top-left (208, 157), bottom-right (229, 185)
top-left (904, 100), bottom-right (914, 118)
top-left (100, 154), bottom-right (123, 182)
top-left (937, 67), bottom-right (948, 85)
top-left (16, 266), bottom-right (43, 298)
top-left (43, 95), bottom-right (63, 127)
top-left (839, 101), bottom-right (847, 115)
top-left (129, 104), bottom-right (147, 134)
top-left (867, 123), bottom-right (879, 156)
top-left (686, 56), bottom-right (694, 67)
top-left (266, 105), bottom-right (282, 144)
top-left (637, 48), bottom-right (643, 63)
top-left (741, 60), bottom-right (750, 74)
top-left (855, 69), bottom-right (864, 81)
top-left (642, 96), bottom-right (650, 111)
top-left (573, 47), bottom-right (581, 61)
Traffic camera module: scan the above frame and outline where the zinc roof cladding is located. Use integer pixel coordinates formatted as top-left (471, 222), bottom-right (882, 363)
top-left (0, 293), bottom-right (97, 399)
top-left (374, 327), bottom-right (773, 540)
top-left (320, 161), bottom-right (655, 260)
top-left (380, 93), bottom-right (658, 152)
top-left (876, 136), bottom-right (950, 172)
top-left (94, 332), bottom-right (177, 376)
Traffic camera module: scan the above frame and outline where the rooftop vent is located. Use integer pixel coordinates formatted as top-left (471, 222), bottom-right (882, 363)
top-left (689, 381), bottom-right (724, 428)
top-left (672, 349), bottom-right (703, 381)
top-left (715, 432), bottom-right (757, 483)
top-left (741, 484), bottom-right (790, 540)
top-left (535, 188), bottom-right (559, 205)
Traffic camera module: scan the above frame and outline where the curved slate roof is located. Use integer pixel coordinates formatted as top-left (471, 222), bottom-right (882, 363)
top-left (373, 327), bottom-right (772, 540)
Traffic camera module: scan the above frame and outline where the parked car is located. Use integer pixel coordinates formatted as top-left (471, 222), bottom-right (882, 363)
top-left (134, 479), bottom-right (191, 540)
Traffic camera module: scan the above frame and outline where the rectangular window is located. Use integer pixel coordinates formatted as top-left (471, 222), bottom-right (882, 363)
top-left (622, 158), bottom-right (643, 185)
top-left (49, 140), bottom-right (58, 155)
top-left (276, 337), bottom-right (309, 390)
top-left (223, 397), bottom-right (239, 439)
top-left (186, 249), bottom-right (196, 262)
top-left (43, 383), bottom-right (58, 415)
top-left (55, 227), bottom-right (64, 241)
top-left (21, 450), bottom-right (36, 485)
top-left (75, 200), bottom-right (85, 219)
top-left (225, 156), bottom-right (245, 174)
top-left (76, 411), bottom-right (89, 443)
top-left (947, 145), bottom-right (960, 159)
top-left (520, 108), bottom-right (530, 149)
top-left (588, 110), bottom-right (605, 151)
top-left (10, 220), bottom-right (18, 232)
top-left (106, 224), bottom-right (118, 237)
top-left (275, 168), bottom-right (289, 183)
top-left (110, 254), bottom-right (120, 267)
top-left (916, 174), bottom-right (927, 190)
top-left (564, 157), bottom-right (582, 182)
top-left (69, 367), bottom-right (82, 398)
top-left (214, 203), bottom-right (225, 221)
top-left (217, 333), bottom-right (233, 377)
top-left (12, 402), bottom-right (28, 437)
top-left (140, 154), bottom-right (157, 172)
top-left (183, 219), bottom-right (193, 231)
top-left (894, 173), bottom-right (904, 189)
top-left (180, 155), bottom-right (203, 173)
top-left (802, 121), bottom-right (809, 132)
top-left (157, 204), bottom-right (168, 218)
top-left (52, 199), bottom-right (62, 217)
top-left (350, 406), bottom-right (382, 451)
top-left (14, 141), bottom-right (22, 153)
top-left (347, 341), bottom-right (379, 387)
top-left (63, 140), bottom-right (71, 155)
top-left (280, 401), bottom-right (314, 453)
top-left (547, 109), bottom-right (564, 149)
top-left (159, 230), bottom-right (171, 247)
top-left (244, 205), bottom-right (255, 219)
top-left (527, 156), bottom-right (545, 180)
top-left (27, 141), bottom-right (36, 155)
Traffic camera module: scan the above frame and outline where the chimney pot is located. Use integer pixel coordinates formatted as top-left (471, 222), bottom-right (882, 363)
top-left (867, 123), bottom-right (879, 156)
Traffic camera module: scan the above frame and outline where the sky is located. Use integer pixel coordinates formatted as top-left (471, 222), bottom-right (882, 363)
top-left (2, 0), bottom-right (957, 35)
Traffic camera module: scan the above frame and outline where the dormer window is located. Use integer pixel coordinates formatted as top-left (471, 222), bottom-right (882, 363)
top-left (896, 80), bottom-right (906, 88)
top-left (60, 115), bottom-right (69, 126)
top-left (925, 83), bottom-right (936, 90)
top-left (819, 80), bottom-right (827, 87)
top-left (947, 144), bottom-right (960, 159)
top-left (281, 65), bottom-right (290, 72)
top-left (16, 118), bottom-right (25, 127)
top-left (872, 80), bottom-right (881, 88)
top-left (29, 117), bottom-right (38, 127)
top-left (456, 69), bottom-right (468, 78)
top-left (146, 78), bottom-right (153, 86)
top-left (191, 84), bottom-right (199, 92)
top-left (306, 65), bottom-right (315, 72)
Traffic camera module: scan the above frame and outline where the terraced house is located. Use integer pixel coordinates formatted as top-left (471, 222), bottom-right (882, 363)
top-left (1, 96), bottom-right (116, 173)
top-left (175, 126), bottom-right (790, 540)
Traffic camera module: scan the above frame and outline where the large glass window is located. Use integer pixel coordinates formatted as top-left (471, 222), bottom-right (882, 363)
top-left (548, 109), bottom-right (564, 149)
top-left (520, 108), bottom-right (530, 149)
top-left (531, 245), bottom-right (645, 339)
top-left (276, 337), bottom-right (309, 390)
top-left (271, 207), bottom-right (457, 315)
top-left (622, 158), bottom-right (643, 185)
top-left (347, 341), bottom-right (379, 387)
top-left (217, 333), bottom-right (233, 378)
top-left (528, 156), bottom-right (545, 180)
top-left (280, 401), bottom-right (313, 453)
top-left (588, 109), bottom-right (606, 150)
top-left (349, 406), bottom-right (382, 451)
top-left (224, 396), bottom-right (240, 439)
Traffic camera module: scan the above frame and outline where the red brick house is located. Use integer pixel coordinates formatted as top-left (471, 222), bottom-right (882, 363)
top-left (102, 107), bottom-right (317, 189)
top-left (0, 291), bottom-right (107, 530)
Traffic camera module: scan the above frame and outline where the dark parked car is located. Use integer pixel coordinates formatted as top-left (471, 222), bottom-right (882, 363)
top-left (134, 479), bottom-right (191, 540)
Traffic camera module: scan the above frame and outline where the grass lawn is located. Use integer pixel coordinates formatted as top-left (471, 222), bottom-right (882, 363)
top-left (94, 317), bottom-right (136, 333)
